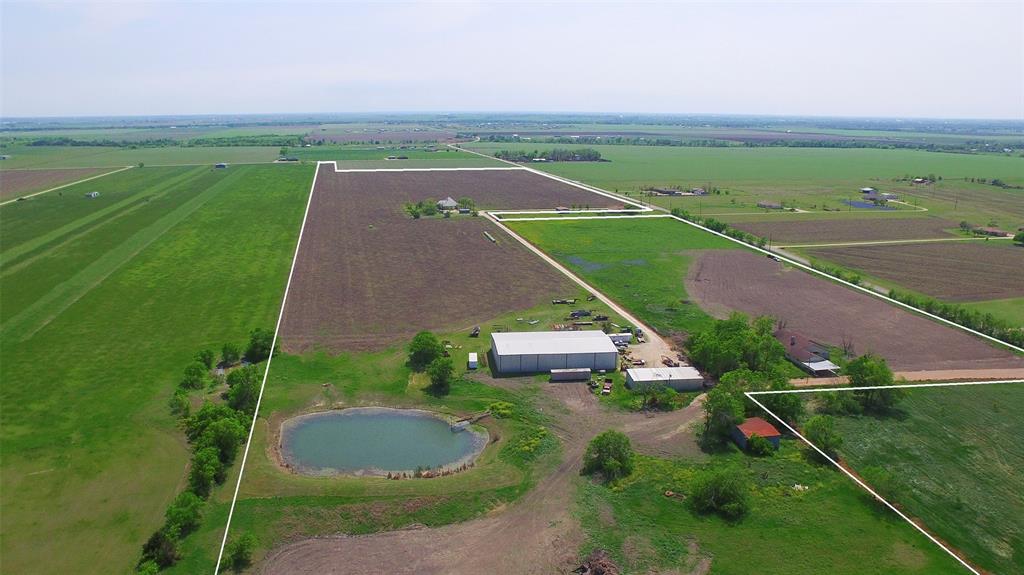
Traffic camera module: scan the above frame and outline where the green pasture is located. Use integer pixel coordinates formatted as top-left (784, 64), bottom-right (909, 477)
top-left (962, 297), bottom-right (1024, 326)
top-left (507, 217), bottom-right (738, 337)
top-left (576, 448), bottom-right (966, 574)
top-left (831, 382), bottom-right (1024, 574)
top-left (467, 142), bottom-right (1024, 229)
top-left (289, 145), bottom-right (502, 167)
top-left (0, 164), bottom-right (314, 574)
top-left (0, 144), bottom-right (280, 169)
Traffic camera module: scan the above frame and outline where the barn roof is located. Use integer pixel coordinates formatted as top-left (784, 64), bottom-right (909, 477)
top-left (491, 330), bottom-right (617, 356)
top-left (735, 417), bottom-right (782, 439)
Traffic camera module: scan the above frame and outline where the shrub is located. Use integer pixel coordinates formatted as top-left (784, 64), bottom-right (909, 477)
top-left (221, 342), bottom-right (242, 365)
top-left (227, 365), bottom-right (261, 415)
top-left (803, 415), bottom-right (842, 460)
top-left (188, 447), bottom-right (222, 497)
top-left (168, 389), bottom-right (190, 418)
top-left (140, 529), bottom-right (179, 568)
top-left (688, 466), bottom-right (751, 520)
top-left (582, 430), bottom-right (634, 480)
top-left (846, 354), bottom-right (905, 413)
top-left (488, 401), bottom-right (514, 418)
top-left (408, 331), bottom-right (443, 370)
top-left (179, 361), bottom-right (208, 390)
top-left (747, 433), bottom-right (775, 456)
top-left (164, 491), bottom-right (203, 538)
top-left (195, 349), bottom-right (215, 369)
top-left (860, 465), bottom-right (905, 509)
top-left (226, 533), bottom-right (257, 572)
top-left (701, 383), bottom-right (744, 442)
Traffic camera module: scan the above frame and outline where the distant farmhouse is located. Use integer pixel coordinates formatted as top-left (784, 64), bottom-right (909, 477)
top-left (775, 329), bottom-right (839, 376)
top-left (757, 201), bottom-right (783, 210)
top-left (436, 196), bottom-right (459, 211)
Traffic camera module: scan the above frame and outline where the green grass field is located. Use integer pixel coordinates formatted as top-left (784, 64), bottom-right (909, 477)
top-left (962, 297), bottom-right (1024, 326)
top-left (467, 142), bottom-right (1024, 229)
top-left (0, 163), bottom-right (314, 574)
top-left (830, 383), bottom-right (1024, 574)
top-left (0, 144), bottom-right (281, 168)
top-left (506, 217), bottom-right (739, 337)
top-left (576, 448), bottom-right (966, 574)
top-left (289, 145), bottom-right (503, 168)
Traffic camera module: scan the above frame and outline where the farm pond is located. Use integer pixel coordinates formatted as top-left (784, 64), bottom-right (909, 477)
top-left (279, 407), bottom-right (488, 476)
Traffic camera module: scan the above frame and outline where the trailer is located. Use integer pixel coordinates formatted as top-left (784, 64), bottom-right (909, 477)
top-left (550, 368), bottom-right (592, 382)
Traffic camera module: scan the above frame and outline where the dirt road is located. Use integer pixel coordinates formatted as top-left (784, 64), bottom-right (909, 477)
top-left (792, 368), bottom-right (1024, 388)
top-left (260, 383), bottom-right (705, 574)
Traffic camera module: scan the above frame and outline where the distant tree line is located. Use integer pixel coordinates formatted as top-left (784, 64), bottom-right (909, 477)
top-left (493, 147), bottom-right (603, 162)
top-left (21, 134), bottom-right (304, 148)
top-left (140, 328), bottom-right (276, 573)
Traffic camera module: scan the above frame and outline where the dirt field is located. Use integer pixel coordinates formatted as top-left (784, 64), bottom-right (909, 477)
top-left (731, 218), bottom-right (959, 244)
top-left (806, 242), bottom-right (1024, 302)
top-left (0, 167), bottom-right (106, 200)
top-left (306, 130), bottom-right (457, 144)
top-left (260, 382), bottom-right (706, 574)
top-left (685, 251), bottom-right (1024, 372)
top-left (279, 166), bottom-right (618, 352)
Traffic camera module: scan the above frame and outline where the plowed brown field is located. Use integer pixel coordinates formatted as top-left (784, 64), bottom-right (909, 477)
top-left (807, 242), bottom-right (1024, 302)
top-left (0, 168), bottom-right (106, 200)
top-left (732, 218), bottom-right (958, 244)
top-left (279, 166), bottom-right (618, 352)
top-left (685, 250), bottom-right (1024, 372)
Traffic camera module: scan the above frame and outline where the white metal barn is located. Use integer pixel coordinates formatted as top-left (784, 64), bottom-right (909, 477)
top-left (490, 331), bottom-right (618, 374)
top-left (625, 367), bottom-right (705, 391)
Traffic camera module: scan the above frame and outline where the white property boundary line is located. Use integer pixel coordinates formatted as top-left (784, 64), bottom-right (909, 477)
top-left (451, 144), bottom-right (1024, 355)
top-left (498, 214), bottom-right (670, 222)
top-left (324, 161), bottom-right (525, 173)
top-left (213, 161), bottom-right (322, 574)
top-left (0, 165), bottom-right (134, 206)
top-left (746, 379), bottom-right (1024, 575)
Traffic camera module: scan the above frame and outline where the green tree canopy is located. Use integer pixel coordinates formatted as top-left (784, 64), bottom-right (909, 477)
top-left (846, 353), bottom-right (905, 413)
top-left (582, 429), bottom-right (635, 480)
top-left (221, 342), bottom-right (242, 365)
top-left (164, 491), bottom-right (203, 539)
top-left (188, 447), bottom-right (222, 497)
top-left (179, 361), bottom-right (208, 390)
top-left (687, 313), bottom-right (786, 378)
top-left (803, 415), bottom-right (842, 460)
top-left (194, 349), bottom-right (215, 369)
top-left (408, 331), bottom-right (443, 370)
top-left (244, 328), bottom-right (276, 363)
top-left (426, 356), bottom-right (454, 395)
top-left (702, 382), bottom-right (745, 441)
top-left (227, 365), bottom-right (261, 415)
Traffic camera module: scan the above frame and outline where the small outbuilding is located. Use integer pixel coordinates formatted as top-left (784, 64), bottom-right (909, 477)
top-left (215, 163), bottom-right (228, 169)
top-left (731, 417), bottom-right (782, 450)
top-left (860, 187), bottom-right (877, 194)
top-left (625, 366), bottom-right (705, 391)
top-left (467, 352), bottom-right (479, 370)
top-left (437, 196), bottom-right (458, 210)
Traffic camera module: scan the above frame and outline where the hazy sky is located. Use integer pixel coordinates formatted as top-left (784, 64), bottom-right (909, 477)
top-left (2, 1), bottom-right (1022, 119)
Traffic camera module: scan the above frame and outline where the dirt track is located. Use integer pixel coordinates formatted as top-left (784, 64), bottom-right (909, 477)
top-left (260, 383), bottom-right (705, 574)
top-left (685, 250), bottom-right (1024, 372)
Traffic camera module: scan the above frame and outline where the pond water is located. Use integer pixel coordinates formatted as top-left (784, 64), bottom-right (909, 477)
top-left (279, 407), bottom-right (487, 476)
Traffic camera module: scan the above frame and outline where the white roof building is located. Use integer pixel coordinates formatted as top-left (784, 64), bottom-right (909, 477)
top-left (490, 331), bottom-right (618, 374)
top-left (625, 366), bottom-right (705, 391)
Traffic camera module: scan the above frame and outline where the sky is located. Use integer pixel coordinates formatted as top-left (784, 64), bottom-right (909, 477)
top-left (1, 0), bottom-right (1022, 120)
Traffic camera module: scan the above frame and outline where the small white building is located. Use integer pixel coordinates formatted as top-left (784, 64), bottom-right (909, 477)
top-left (491, 330), bottom-right (618, 374)
top-left (625, 366), bottom-right (705, 391)
top-left (607, 332), bottom-right (632, 345)
top-left (467, 352), bottom-right (479, 370)
top-left (437, 196), bottom-right (458, 210)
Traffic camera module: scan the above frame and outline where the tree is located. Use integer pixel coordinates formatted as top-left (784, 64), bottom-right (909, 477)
top-left (189, 447), bottom-right (222, 497)
top-left (408, 331), bottom-right (443, 370)
top-left (1014, 231), bottom-right (1024, 245)
top-left (227, 365), bottom-right (260, 415)
top-left (747, 433), bottom-right (775, 456)
top-left (803, 415), bottom-right (842, 460)
top-left (687, 313), bottom-right (786, 378)
top-left (688, 466), bottom-right (750, 520)
top-left (702, 383), bottom-right (744, 442)
top-left (582, 430), bottom-right (634, 480)
top-left (846, 354), bottom-right (905, 413)
top-left (185, 402), bottom-right (239, 442)
top-left (244, 328), bottom-right (276, 363)
top-left (140, 529), bottom-right (179, 568)
top-left (179, 361), bottom-right (208, 390)
top-left (164, 491), bottom-right (203, 538)
top-left (195, 349), bottom-right (215, 369)
top-left (426, 356), bottom-right (454, 394)
top-left (226, 533), bottom-right (257, 572)
top-left (860, 465), bottom-right (906, 509)
top-left (197, 417), bottom-right (246, 464)
top-left (221, 342), bottom-right (242, 366)
top-left (136, 560), bottom-right (160, 575)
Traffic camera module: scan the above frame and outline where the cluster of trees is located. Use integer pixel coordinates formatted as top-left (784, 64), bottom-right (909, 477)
top-left (142, 329), bottom-right (275, 572)
top-left (493, 148), bottom-right (603, 162)
top-left (582, 430), bottom-right (634, 481)
top-left (403, 197), bottom-right (476, 219)
top-left (688, 466), bottom-right (751, 520)
top-left (670, 209), bottom-right (768, 248)
top-left (687, 314), bottom-right (786, 378)
top-left (965, 177), bottom-right (1023, 190)
top-left (809, 260), bottom-right (863, 286)
top-left (407, 331), bottom-right (455, 395)
top-left (888, 289), bottom-right (1024, 347)
top-left (479, 134), bottom-right (731, 148)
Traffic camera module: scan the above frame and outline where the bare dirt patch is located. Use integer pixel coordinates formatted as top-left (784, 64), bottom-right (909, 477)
top-left (685, 250), bottom-right (1024, 372)
top-left (806, 242), bottom-right (1024, 302)
top-left (279, 166), bottom-right (620, 352)
top-left (0, 168), bottom-right (105, 200)
top-left (731, 218), bottom-right (959, 244)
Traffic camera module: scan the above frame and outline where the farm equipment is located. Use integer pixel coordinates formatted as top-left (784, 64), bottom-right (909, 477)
top-left (593, 315), bottom-right (609, 321)
top-left (661, 355), bottom-right (679, 367)
top-left (631, 359), bottom-right (645, 366)
top-left (601, 382), bottom-right (613, 395)
top-left (552, 298), bottom-right (578, 305)
top-left (586, 294), bottom-right (597, 301)
top-left (469, 326), bottom-right (480, 337)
